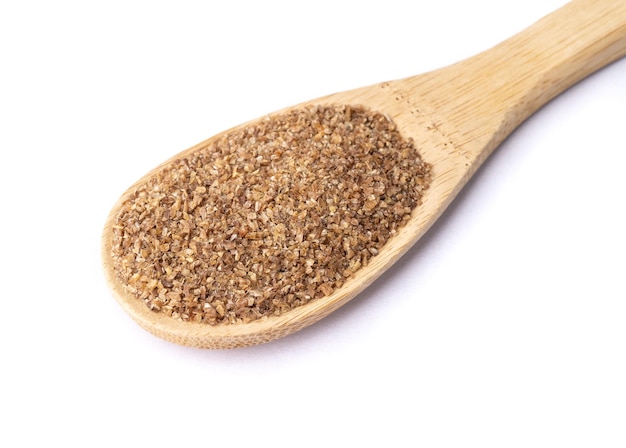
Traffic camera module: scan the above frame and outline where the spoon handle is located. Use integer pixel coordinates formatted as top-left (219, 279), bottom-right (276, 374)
top-left (484, 0), bottom-right (626, 133)
top-left (399, 0), bottom-right (626, 165)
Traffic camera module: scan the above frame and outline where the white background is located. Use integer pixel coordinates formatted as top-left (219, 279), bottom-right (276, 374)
top-left (1, 1), bottom-right (625, 446)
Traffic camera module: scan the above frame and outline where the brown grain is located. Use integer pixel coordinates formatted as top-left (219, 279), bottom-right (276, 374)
top-left (110, 105), bottom-right (430, 325)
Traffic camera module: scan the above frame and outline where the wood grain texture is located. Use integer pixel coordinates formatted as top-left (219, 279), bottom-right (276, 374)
top-left (102, 0), bottom-right (626, 349)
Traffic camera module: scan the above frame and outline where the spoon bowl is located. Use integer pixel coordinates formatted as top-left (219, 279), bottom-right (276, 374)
top-left (102, 0), bottom-right (626, 348)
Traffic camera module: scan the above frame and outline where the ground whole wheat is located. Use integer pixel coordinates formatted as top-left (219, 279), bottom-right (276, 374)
top-left (110, 105), bottom-right (431, 325)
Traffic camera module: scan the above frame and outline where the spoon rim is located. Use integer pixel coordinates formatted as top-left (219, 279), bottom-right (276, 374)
top-left (100, 95), bottom-right (454, 348)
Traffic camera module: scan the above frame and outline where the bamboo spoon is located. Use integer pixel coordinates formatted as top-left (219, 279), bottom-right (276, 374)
top-left (102, 0), bottom-right (626, 349)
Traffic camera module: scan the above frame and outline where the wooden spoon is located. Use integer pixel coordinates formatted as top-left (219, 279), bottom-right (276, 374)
top-left (102, 0), bottom-right (626, 349)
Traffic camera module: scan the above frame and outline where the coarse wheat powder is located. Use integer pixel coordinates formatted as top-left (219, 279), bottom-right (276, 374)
top-left (110, 105), bottom-right (431, 325)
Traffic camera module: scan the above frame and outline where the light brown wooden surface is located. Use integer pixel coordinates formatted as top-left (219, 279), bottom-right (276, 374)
top-left (102, 0), bottom-right (626, 349)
